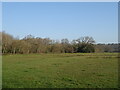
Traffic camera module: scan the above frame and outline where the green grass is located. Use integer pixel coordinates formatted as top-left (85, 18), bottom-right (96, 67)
top-left (0, 55), bottom-right (2, 89)
top-left (2, 53), bottom-right (118, 88)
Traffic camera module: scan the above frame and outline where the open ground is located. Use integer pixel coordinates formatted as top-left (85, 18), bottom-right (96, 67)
top-left (2, 53), bottom-right (118, 88)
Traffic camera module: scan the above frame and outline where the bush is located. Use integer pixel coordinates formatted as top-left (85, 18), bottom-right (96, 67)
top-left (77, 43), bottom-right (95, 53)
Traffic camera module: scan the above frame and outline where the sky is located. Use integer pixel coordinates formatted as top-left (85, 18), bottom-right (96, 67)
top-left (2, 2), bottom-right (118, 43)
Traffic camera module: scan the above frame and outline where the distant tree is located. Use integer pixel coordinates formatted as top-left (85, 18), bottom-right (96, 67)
top-left (77, 43), bottom-right (95, 53)
top-left (0, 32), bottom-right (2, 54)
top-left (11, 40), bottom-right (20, 54)
top-left (50, 44), bottom-right (63, 53)
top-left (2, 32), bottom-right (14, 54)
top-left (61, 38), bottom-right (69, 44)
top-left (0, 32), bottom-right (2, 46)
top-left (61, 38), bottom-right (74, 53)
top-left (1, 32), bottom-right (97, 54)
top-left (23, 34), bottom-right (34, 40)
top-left (74, 36), bottom-right (95, 53)
top-left (71, 40), bottom-right (78, 53)
top-left (78, 36), bottom-right (95, 44)
top-left (103, 45), bottom-right (111, 52)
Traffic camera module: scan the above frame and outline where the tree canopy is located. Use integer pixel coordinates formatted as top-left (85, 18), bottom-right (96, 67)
top-left (1, 32), bottom-right (118, 54)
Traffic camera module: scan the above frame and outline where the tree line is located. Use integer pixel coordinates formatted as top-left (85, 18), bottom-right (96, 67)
top-left (1, 32), bottom-right (96, 54)
top-left (0, 32), bottom-right (119, 54)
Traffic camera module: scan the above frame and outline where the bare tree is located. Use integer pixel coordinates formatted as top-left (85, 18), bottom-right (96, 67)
top-left (2, 32), bottom-right (14, 54)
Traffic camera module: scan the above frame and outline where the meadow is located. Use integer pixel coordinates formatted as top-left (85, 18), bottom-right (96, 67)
top-left (2, 53), bottom-right (118, 88)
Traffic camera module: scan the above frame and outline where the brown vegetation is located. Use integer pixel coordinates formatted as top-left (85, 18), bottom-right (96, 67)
top-left (0, 32), bottom-right (119, 54)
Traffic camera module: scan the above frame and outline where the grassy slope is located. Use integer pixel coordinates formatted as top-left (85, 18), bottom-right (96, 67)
top-left (2, 53), bottom-right (118, 88)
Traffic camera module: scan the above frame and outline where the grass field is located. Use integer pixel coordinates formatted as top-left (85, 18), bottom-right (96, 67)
top-left (2, 53), bottom-right (118, 88)
top-left (0, 55), bottom-right (2, 89)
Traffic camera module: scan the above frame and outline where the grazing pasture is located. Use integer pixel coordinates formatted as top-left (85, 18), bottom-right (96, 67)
top-left (2, 53), bottom-right (118, 88)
